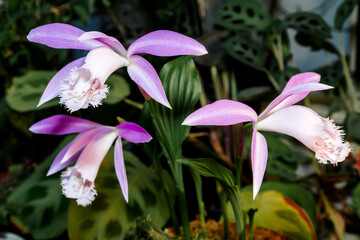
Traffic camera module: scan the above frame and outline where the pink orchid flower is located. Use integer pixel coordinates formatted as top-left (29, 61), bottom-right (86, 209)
top-left (27, 23), bottom-right (207, 112)
top-left (29, 115), bottom-right (152, 206)
top-left (182, 72), bottom-right (351, 199)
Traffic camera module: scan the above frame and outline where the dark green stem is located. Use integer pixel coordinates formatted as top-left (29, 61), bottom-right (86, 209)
top-left (219, 190), bottom-right (229, 240)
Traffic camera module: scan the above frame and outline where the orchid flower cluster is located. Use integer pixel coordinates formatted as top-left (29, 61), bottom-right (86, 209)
top-left (28, 23), bottom-right (351, 208)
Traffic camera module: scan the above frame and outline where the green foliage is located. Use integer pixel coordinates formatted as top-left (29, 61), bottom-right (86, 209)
top-left (148, 56), bottom-right (201, 161)
top-left (227, 191), bottom-right (316, 240)
top-left (246, 181), bottom-right (317, 229)
top-left (68, 149), bottom-right (175, 240)
top-left (334, 0), bottom-right (359, 30)
top-left (352, 183), bottom-right (360, 218)
top-left (223, 35), bottom-right (266, 70)
top-left (6, 71), bottom-right (59, 112)
top-left (313, 60), bottom-right (344, 86)
top-left (345, 112), bottom-right (360, 142)
top-left (103, 74), bottom-right (131, 105)
top-left (178, 158), bottom-right (235, 186)
top-left (215, 0), bottom-right (271, 31)
top-left (284, 12), bottom-right (332, 38)
top-left (7, 136), bottom-right (74, 239)
top-left (294, 32), bottom-right (339, 54)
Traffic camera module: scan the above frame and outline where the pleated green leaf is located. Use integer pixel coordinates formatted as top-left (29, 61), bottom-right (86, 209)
top-left (178, 158), bottom-right (235, 186)
top-left (148, 56), bottom-right (201, 161)
top-left (103, 74), bottom-right (130, 105)
top-left (334, 0), bottom-right (359, 30)
top-left (68, 149), bottom-right (175, 240)
top-left (215, 0), bottom-right (271, 31)
top-left (284, 12), bottom-right (331, 38)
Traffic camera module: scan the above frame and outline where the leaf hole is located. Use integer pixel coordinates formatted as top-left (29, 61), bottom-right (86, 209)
top-left (309, 19), bottom-right (319, 26)
top-left (231, 19), bottom-right (245, 24)
top-left (296, 16), bottom-right (306, 22)
top-left (246, 8), bottom-right (255, 17)
top-left (233, 5), bottom-right (241, 13)
top-left (241, 43), bottom-right (249, 50)
top-left (222, 14), bottom-right (232, 20)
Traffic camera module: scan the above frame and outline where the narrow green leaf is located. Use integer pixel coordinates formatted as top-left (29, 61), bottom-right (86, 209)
top-left (7, 136), bottom-right (74, 239)
top-left (334, 0), bottom-right (359, 30)
top-left (223, 35), bottom-right (266, 70)
top-left (284, 12), bottom-right (332, 38)
top-left (178, 158), bottom-right (235, 186)
top-left (215, 0), bottom-right (271, 31)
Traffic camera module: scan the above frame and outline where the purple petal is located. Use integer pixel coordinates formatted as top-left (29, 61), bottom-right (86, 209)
top-left (258, 82), bottom-right (332, 120)
top-left (182, 99), bottom-right (257, 126)
top-left (257, 105), bottom-right (323, 151)
top-left (38, 57), bottom-right (85, 106)
top-left (115, 122), bottom-right (152, 143)
top-left (29, 115), bottom-right (101, 135)
top-left (114, 138), bottom-right (128, 202)
top-left (282, 72), bottom-right (321, 93)
top-left (251, 129), bottom-right (268, 199)
top-left (75, 131), bottom-right (118, 181)
top-left (127, 30), bottom-right (207, 57)
top-left (78, 31), bottom-right (127, 56)
top-left (47, 141), bottom-right (82, 175)
top-left (127, 55), bottom-right (171, 108)
top-left (61, 127), bottom-right (112, 164)
top-left (27, 23), bottom-right (105, 50)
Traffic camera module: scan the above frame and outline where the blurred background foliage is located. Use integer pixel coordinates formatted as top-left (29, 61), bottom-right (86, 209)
top-left (1, 0), bottom-right (360, 239)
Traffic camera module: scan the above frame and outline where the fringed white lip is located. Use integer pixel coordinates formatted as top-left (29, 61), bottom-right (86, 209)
top-left (58, 46), bottom-right (129, 112)
top-left (61, 167), bottom-right (97, 207)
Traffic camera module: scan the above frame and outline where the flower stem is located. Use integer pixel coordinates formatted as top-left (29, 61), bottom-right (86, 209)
top-left (263, 68), bottom-right (280, 93)
top-left (339, 32), bottom-right (359, 112)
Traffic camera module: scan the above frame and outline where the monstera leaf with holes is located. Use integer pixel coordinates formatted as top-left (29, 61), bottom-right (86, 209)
top-left (223, 35), bottom-right (266, 70)
top-left (68, 148), bottom-right (175, 240)
top-left (215, 0), bottom-right (271, 31)
top-left (284, 12), bottom-right (331, 38)
top-left (7, 136), bottom-right (74, 239)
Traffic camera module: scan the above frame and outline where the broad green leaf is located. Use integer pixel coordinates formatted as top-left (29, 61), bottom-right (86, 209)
top-left (7, 136), bottom-right (74, 239)
top-left (313, 60), bottom-right (344, 86)
top-left (345, 112), bottom-right (360, 142)
top-left (243, 181), bottom-right (317, 229)
top-left (352, 183), bottom-right (360, 218)
top-left (215, 0), bottom-right (271, 31)
top-left (178, 158), bottom-right (235, 186)
top-left (6, 71), bottom-right (59, 112)
top-left (335, 0), bottom-right (359, 30)
top-left (68, 148), bottom-right (175, 240)
top-left (284, 12), bottom-right (332, 38)
top-left (264, 20), bottom-right (291, 56)
top-left (103, 74), bottom-right (130, 105)
top-left (264, 132), bottom-right (311, 164)
top-left (266, 159), bottom-right (297, 181)
top-left (223, 35), bottom-right (266, 70)
top-left (227, 191), bottom-right (316, 240)
top-left (295, 32), bottom-right (339, 54)
top-left (147, 56), bottom-right (201, 161)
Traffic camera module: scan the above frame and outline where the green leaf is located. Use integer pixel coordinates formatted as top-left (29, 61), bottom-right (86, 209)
top-left (352, 183), bottom-right (360, 218)
top-left (147, 56), bottom-right (201, 161)
top-left (284, 12), bottom-right (332, 38)
top-left (103, 74), bottom-right (131, 105)
top-left (178, 158), bottom-right (235, 186)
top-left (334, 0), bottom-right (359, 30)
top-left (215, 0), bottom-right (271, 31)
top-left (6, 71), bottom-right (59, 112)
top-left (68, 148), bottom-right (175, 240)
top-left (223, 35), bottom-right (266, 70)
top-left (248, 181), bottom-right (317, 229)
top-left (345, 112), bottom-right (360, 142)
top-left (227, 191), bottom-right (316, 240)
top-left (294, 32), bottom-right (339, 54)
top-left (313, 60), bottom-right (344, 86)
top-left (7, 136), bottom-right (73, 239)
